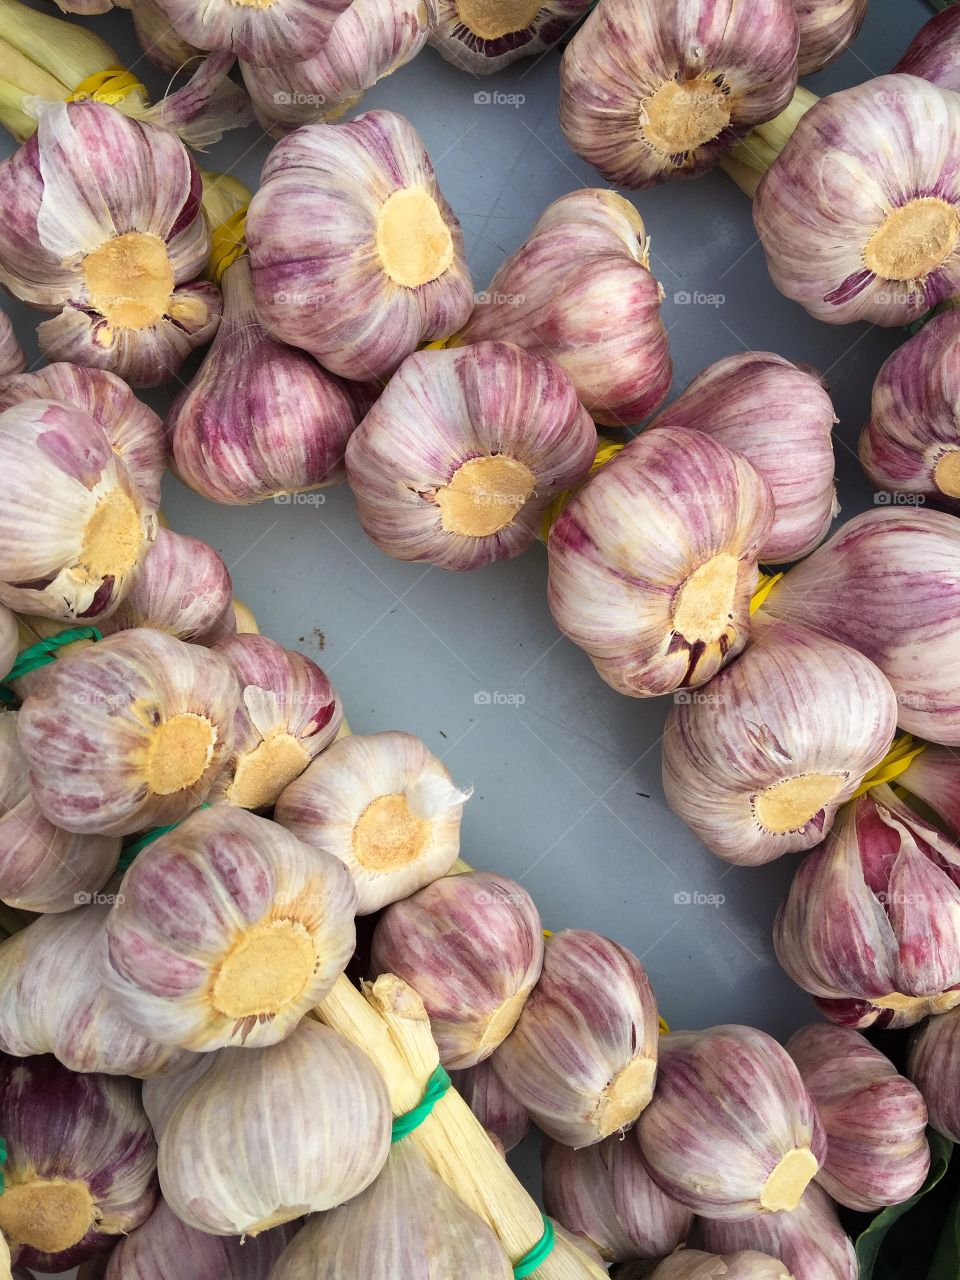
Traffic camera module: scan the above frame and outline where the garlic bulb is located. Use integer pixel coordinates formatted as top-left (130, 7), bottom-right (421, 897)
top-left (547, 426), bottom-right (773, 697)
top-left (636, 1025), bottom-right (826, 1220)
top-left (247, 110), bottom-right (473, 381)
top-left (899, 742), bottom-right (960, 839)
top-left (457, 190), bottom-right (671, 428)
top-left (275, 730), bottom-right (471, 912)
top-left (429, 0), bottom-right (590, 74)
top-left (559, 0), bottom-right (800, 188)
top-left (542, 1135), bottom-right (693, 1264)
top-left (761, 508), bottom-right (960, 744)
top-left (145, 1019), bottom-right (391, 1234)
top-left (18, 628), bottom-right (238, 836)
top-left (0, 1051), bottom-right (158, 1272)
top-left (650, 353), bottom-right (838, 563)
top-left (859, 310), bottom-right (960, 513)
top-left (268, 1141), bottom-right (513, 1279)
top-left (796, 0), bottom-right (867, 75)
top-left (346, 342), bottom-right (596, 570)
top-left (369, 870), bottom-right (544, 1069)
top-left (775, 783), bottom-right (960, 1028)
top-left (753, 75), bottom-right (960, 327)
top-left (786, 1023), bottom-right (929, 1211)
top-left (0, 307), bottom-right (25, 379)
top-left (894, 5), bottom-right (960, 90)
top-left (449, 1058), bottom-right (531, 1152)
top-left (907, 1004), bottom-right (960, 1143)
top-left (0, 102), bottom-right (220, 387)
top-left (492, 929), bottom-right (659, 1147)
top-left (649, 1252), bottom-right (795, 1279)
top-left (151, 0), bottom-right (349, 64)
top-left (0, 605), bottom-right (17, 678)
top-left (661, 618), bottom-right (897, 865)
top-left (128, 0), bottom-right (204, 73)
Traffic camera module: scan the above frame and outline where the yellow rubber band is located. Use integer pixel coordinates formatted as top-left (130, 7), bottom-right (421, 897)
top-left (69, 67), bottom-right (146, 107)
top-left (540, 437), bottom-right (625, 542)
top-left (749, 570), bottom-right (784, 615)
top-left (853, 734), bottom-right (929, 798)
top-left (542, 928), bottom-right (553, 938)
top-left (658, 1015), bottom-right (670, 1035)
top-left (208, 208), bottom-right (248, 285)
top-left (420, 334), bottom-right (464, 351)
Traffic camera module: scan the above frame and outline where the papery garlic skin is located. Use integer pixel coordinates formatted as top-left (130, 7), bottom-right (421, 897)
top-left (248, 110), bottom-right (473, 381)
top-left (651, 353), bottom-right (838, 562)
top-left (0, 605), bottom-right (17, 678)
top-left (899, 743), bottom-right (960, 839)
top-left (128, 0), bottom-right (203, 72)
top-left (542, 1134), bottom-right (693, 1264)
top-left (275, 730), bottom-right (471, 913)
top-left (662, 618), bottom-right (897, 865)
top-left (0, 307), bottom-right (26, 379)
top-left (492, 929), bottom-right (659, 1147)
top-left (893, 5), bottom-right (960, 92)
top-left (370, 870), bottom-right (544, 1069)
top-left (559, 0), bottom-right (799, 188)
top-left (754, 76), bottom-right (960, 327)
top-left (152, 0), bottom-right (349, 64)
top-left (347, 342), bottom-right (596, 570)
top-left (650, 1251), bottom-right (795, 1279)
top-left (450, 1058), bottom-right (531, 1152)
top-left (796, 0), bottom-right (867, 75)
top-left (19, 629), bottom-right (238, 836)
top-left (548, 426), bottom-right (773, 697)
top-left (907, 1004), bottom-right (960, 1143)
top-left (458, 190), bottom-right (671, 428)
top-left (429, 0), bottom-right (590, 74)
top-left (775, 784), bottom-right (960, 1029)
top-left (145, 1019), bottom-right (391, 1235)
top-left (786, 1023), bottom-right (929, 1211)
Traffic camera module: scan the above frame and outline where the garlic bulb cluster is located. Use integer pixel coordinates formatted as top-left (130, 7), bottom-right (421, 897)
top-left (347, 342), bottom-right (595, 570)
top-left (775, 783), bottom-right (960, 1028)
top-left (248, 110), bottom-right (473, 381)
top-left (542, 1134), bottom-right (693, 1264)
top-left (662, 618), bottom-right (897, 865)
top-left (370, 870), bottom-right (544, 1069)
top-left (907, 1004), bottom-right (960, 1143)
top-left (152, 0), bottom-right (349, 64)
top-left (492, 929), bottom-right (660, 1147)
top-left (651, 353), bottom-right (838, 563)
top-left (429, 0), bottom-right (590, 74)
top-left (145, 1019), bottom-right (391, 1234)
top-left (859, 310), bottom-right (960, 513)
top-left (894, 4), bottom-right (960, 90)
top-left (276, 730), bottom-right (471, 912)
top-left (0, 1051), bottom-right (158, 1271)
top-left (18, 629), bottom-right (238, 835)
top-left (0, 308), bottom-right (25, 379)
top-left (786, 1023), bottom-right (929, 1211)
top-left (450, 1058), bottom-right (531, 1152)
top-left (796, 0), bottom-right (867, 75)
top-left (559, 0), bottom-right (800, 188)
top-left (0, 102), bottom-right (220, 386)
top-left (547, 426), bottom-right (773, 697)
top-left (649, 1252), bottom-right (795, 1280)
top-left (458, 190), bottom-right (671, 428)
top-left (899, 742), bottom-right (960, 839)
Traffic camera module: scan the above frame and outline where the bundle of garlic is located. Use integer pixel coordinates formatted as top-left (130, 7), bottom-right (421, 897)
top-left (144, 1018), bottom-right (391, 1234)
top-left (492, 929), bottom-right (659, 1146)
top-left (275, 730), bottom-right (471, 911)
top-left (795, 0), bottom-right (867, 75)
top-left (649, 353), bottom-right (838, 563)
top-left (151, 0), bottom-right (350, 63)
top-left (786, 1023), bottom-right (929, 1211)
top-left (18, 628), bottom-right (238, 835)
top-left (899, 741), bottom-right (960, 838)
top-left (646, 1252), bottom-right (796, 1280)
top-left (761, 508), bottom-right (960, 744)
top-left (0, 307), bottom-right (25, 379)
top-left (661, 617), bottom-right (897, 865)
top-left (248, 110), bottom-right (473, 380)
top-left (542, 1134), bottom-right (694, 1264)
top-left (457, 190), bottom-right (671, 428)
top-left (907, 1004), bottom-right (960, 1143)
top-left (346, 342), bottom-right (596, 569)
top-left (547, 426), bottom-right (773, 697)
top-left (450, 1058), bottom-right (531, 1152)
top-left (559, 0), bottom-right (799, 188)
top-left (0, 1051), bottom-right (158, 1271)
top-left (859, 310), bottom-right (960, 512)
top-left (0, 102), bottom-right (221, 386)
top-left (775, 782), bottom-right (960, 1028)
top-left (429, 0), bottom-right (590, 74)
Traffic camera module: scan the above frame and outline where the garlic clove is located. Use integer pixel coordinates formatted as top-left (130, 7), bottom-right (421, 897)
top-left (899, 742), bottom-right (960, 839)
top-left (150, 0), bottom-right (351, 65)
top-left (492, 929), bottom-right (660, 1148)
top-left (796, 0), bottom-right (867, 75)
top-left (0, 306), bottom-right (26, 378)
top-left (894, 4), bottom-right (960, 90)
top-left (428, 0), bottom-right (591, 75)
top-left (647, 1250), bottom-right (796, 1279)
top-left (907, 1004), bottom-right (960, 1143)
top-left (276, 730), bottom-right (470, 913)
top-left (449, 1058), bottom-right (531, 1152)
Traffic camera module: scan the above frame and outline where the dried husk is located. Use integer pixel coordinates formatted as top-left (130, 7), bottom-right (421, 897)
top-left (648, 1251), bottom-right (796, 1279)
top-left (429, 0), bottom-right (590, 74)
top-left (796, 0), bottom-right (866, 75)
top-left (907, 1003), bottom-right (960, 1143)
top-left (450, 1058), bottom-right (531, 1152)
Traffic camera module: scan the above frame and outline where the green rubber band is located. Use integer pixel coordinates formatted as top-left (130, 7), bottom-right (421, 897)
top-left (513, 1215), bottom-right (555, 1279)
top-left (117, 803), bottom-right (211, 873)
top-left (0, 1136), bottom-right (7, 1194)
top-left (390, 1064), bottom-right (451, 1142)
top-left (4, 626), bottom-right (102, 684)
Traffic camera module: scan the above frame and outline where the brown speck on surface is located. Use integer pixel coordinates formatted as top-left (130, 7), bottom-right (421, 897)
top-left (439, 730), bottom-right (447, 738)
top-left (636, 792), bottom-right (650, 798)
top-left (313, 629), bottom-right (325, 649)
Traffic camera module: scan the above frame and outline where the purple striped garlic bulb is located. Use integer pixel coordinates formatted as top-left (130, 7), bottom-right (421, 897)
top-left (275, 730), bottom-right (471, 913)
top-left (775, 783), bottom-right (960, 1029)
top-left (103, 806), bottom-right (357, 1051)
top-left (651, 353), bottom-right (838, 562)
top-left (907, 1004), bottom-right (960, 1143)
top-left (636, 1025), bottom-right (826, 1220)
top-left (761, 508), bottom-right (960, 744)
top-left (662, 618), bottom-right (898, 866)
top-left (144, 1019), bottom-right (391, 1234)
top-left (346, 342), bottom-right (596, 570)
top-left (0, 307), bottom-right (25, 379)
top-left (0, 1051), bottom-right (158, 1272)
top-left (796, 0), bottom-right (866, 75)
top-left (648, 1252), bottom-right (796, 1279)
top-left (547, 426), bottom-right (773, 697)
top-left (248, 110), bottom-right (473, 381)
top-left (899, 743), bottom-right (960, 839)
top-left (369, 870), bottom-right (544, 1069)
top-left (786, 1023), bottom-right (929, 1211)
top-left (150, 0), bottom-right (349, 64)
top-left (559, 0), bottom-right (799, 189)
top-left (449, 1058), bottom-right (531, 1152)
top-left (542, 1134), bottom-right (693, 1264)
top-left (18, 628), bottom-right (238, 836)
top-left (492, 929), bottom-right (660, 1147)
top-left (457, 190), bottom-right (671, 428)
top-left (429, 0), bottom-right (591, 74)
top-left (893, 5), bottom-right (960, 91)
top-left (859, 310), bottom-right (960, 513)
top-left (753, 75), bottom-right (960, 327)
top-left (0, 399), bottom-right (158, 621)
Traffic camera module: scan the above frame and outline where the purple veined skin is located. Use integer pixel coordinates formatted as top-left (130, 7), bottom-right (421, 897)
top-left (0, 307), bottom-right (25, 380)
top-left (449, 1058), bottom-right (531, 1153)
top-left (907, 1003), bottom-right (960, 1143)
top-left (796, 0), bottom-right (867, 76)
top-left (898, 742), bottom-right (960, 840)
top-left (893, 4), bottom-right (960, 91)
top-left (429, 0), bottom-right (591, 75)
top-left (151, 0), bottom-right (351, 64)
